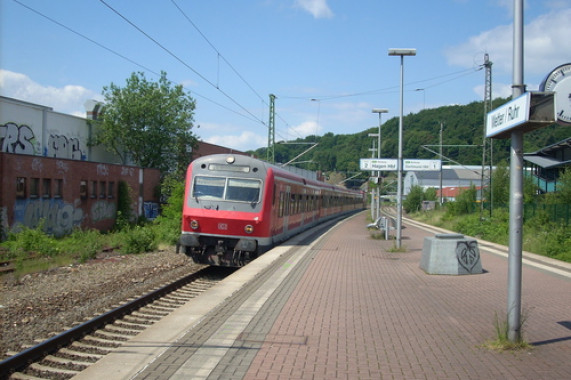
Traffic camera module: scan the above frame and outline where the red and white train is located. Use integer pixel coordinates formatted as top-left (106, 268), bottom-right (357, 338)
top-left (178, 154), bottom-right (365, 266)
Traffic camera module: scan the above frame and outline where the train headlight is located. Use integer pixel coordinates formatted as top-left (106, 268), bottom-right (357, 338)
top-left (244, 224), bottom-right (254, 234)
top-left (190, 220), bottom-right (199, 230)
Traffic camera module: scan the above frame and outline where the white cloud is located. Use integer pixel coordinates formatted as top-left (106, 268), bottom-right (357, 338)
top-left (473, 82), bottom-right (513, 100)
top-left (294, 0), bottom-right (333, 19)
top-left (203, 129), bottom-right (267, 152)
top-left (0, 69), bottom-right (102, 117)
top-left (445, 8), bottom-right (571, 76)
top-left (288, 120), bottom-right (322, 138)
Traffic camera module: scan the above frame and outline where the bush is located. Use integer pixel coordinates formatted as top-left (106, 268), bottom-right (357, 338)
top-left (58, 228), bottom-right (103, 262)
top-left (446, 185), bottom-right (477, 216)
top-left (404, 185), bottom-right (424, 213)
top-left (120, 226), bottom-right (157, 254)
top-left (2, 221), bottom-right (59, 257)
top-left (153, 178), bottom-right (185, 245)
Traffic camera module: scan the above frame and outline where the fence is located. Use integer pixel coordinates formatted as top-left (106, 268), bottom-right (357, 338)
top-left (479, 202), bottom-right (570, 226)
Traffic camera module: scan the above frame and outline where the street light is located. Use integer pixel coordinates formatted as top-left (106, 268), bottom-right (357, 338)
top-left (388, 48), bottom-right (416, 249)
top-left (371, 108), bottom-right (388, 222)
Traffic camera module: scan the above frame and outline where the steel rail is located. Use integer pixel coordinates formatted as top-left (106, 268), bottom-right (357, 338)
top-left (0, 266), bottom-right (217, 377)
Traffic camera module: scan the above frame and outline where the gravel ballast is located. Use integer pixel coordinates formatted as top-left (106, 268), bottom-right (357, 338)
top-left (0, 248), bottom-right (201, 357)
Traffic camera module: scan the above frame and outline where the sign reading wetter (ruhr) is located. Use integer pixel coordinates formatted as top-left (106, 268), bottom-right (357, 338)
top-left (486, 91), bottom-right (555, 139)
top-left (360, 158), bottom-right (398, 171)
top-left (486, 92), bottom-right (530, 138)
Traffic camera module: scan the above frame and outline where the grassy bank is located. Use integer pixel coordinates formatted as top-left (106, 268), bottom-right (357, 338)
top-left (408, 207), bottom-right (571, 263)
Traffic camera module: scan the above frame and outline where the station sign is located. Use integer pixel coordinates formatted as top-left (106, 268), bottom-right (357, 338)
top-left (403, 159), bottom-right (441, 171)
top-left (360, 158), bottom-right (398, 171)
top-left (486, 92), bottom-right (530, 138)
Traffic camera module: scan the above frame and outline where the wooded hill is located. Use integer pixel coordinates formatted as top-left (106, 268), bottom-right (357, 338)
top-left (249, 98), bottom-right (571, 185)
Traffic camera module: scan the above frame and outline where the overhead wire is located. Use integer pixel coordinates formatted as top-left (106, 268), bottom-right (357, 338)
top-left (169, 0), bottom-right (297, 139)
top-left (11, 0), bottom-right (158, 76)
top-left (10, 0), bottom-right (262, 126)
top-left (279, 67), bottom-right (482, 101)
top-left (11, 0), bottom-right (487, 147)
top-left (98, 0), bottom-right (266, 127)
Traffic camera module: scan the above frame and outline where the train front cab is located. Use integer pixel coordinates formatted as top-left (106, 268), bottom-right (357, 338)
top-left (179, 155), bottom-right (271, 266)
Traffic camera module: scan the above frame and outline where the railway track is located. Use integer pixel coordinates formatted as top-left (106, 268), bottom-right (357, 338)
top-left (0, 265), bottom-right (235, 380)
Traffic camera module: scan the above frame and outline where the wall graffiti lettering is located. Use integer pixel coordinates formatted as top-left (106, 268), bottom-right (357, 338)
top-left (46, 134), bottom-right (84, 160)
top-left (91, 200), bottom-right (116, 222)
top-left (121, 166), bottom-right (135, 176)
top-left (97, 164), bottom-right (109, 176)
top-left (56, 160), bottom-right (69, 174)
top-left (0, 122), bottom-right (36, 154)
top-left (13, 199), bottom-right (84, 237)
top-left (31, 157), bottom-right (44, 172)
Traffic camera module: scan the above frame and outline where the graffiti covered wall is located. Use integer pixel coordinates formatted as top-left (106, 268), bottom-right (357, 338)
top-left (0, 97), bottom-right (161, 238)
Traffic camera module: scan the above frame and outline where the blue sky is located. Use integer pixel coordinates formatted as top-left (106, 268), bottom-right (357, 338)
top-left (1, 0), bottom-right (570, 152)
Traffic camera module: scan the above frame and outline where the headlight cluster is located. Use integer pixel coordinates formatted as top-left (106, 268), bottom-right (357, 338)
top-left (244, 225), bottom-right (254, 234)
top-left (190, 219), bottom-right (199, 230)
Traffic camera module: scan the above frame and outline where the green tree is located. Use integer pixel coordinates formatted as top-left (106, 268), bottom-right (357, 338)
top-left (424, 187), bottom-right (437, 201)
top-left (94, 71), bottom-right (197, 174)
top-left (556, 167), bottom-right (571, 204)
top-left (404, 185), bottom-right (424, 213)
top-left (489, 161), bottom-right (510, 206)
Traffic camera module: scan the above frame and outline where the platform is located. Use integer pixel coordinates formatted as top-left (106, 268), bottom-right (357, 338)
top-left (74, 211), bottom-right (571, 379)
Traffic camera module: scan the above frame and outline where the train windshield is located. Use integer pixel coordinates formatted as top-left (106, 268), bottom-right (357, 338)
top-left (193, 176), bottom-right (262, 203)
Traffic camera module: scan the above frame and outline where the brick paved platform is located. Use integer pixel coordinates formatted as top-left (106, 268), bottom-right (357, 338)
top-left (77, 211), bottom-right (571, 379)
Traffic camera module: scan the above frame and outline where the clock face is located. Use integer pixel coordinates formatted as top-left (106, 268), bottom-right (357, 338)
top-left (540, 63), bottom-right (571, 125)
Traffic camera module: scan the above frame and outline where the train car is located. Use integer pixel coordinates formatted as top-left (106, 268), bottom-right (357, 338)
top-left (178, 154), bottom-right (365, 267)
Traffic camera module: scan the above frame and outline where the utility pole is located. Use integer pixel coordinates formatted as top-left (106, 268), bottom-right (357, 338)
top-left (439, 123), bottom-right (443, 206)
top-left (481, 53), bottom-right (493, 219)
top-left (267, 94), bottom-right (276, 163)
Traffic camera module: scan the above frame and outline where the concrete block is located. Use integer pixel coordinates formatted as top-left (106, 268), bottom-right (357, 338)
top-left (420, 233), bottom-right (483, 275)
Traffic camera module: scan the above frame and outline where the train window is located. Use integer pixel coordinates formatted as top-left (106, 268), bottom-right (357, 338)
top-left (16, 177), bottom-right (26, 198)
top-left (193, 176), bottom-right (225, 200)
top-left (226, 178), bottom-right (261, 202)
top-left (55, 179), bottom-right (63, 198)
top-left (42, 178), bottom-right (51, 198)
top-left (30, 178), bottom-right (39, 198)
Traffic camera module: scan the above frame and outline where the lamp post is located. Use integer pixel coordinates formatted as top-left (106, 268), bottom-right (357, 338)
top-left (388, 48), bottom-right (416, 249)
top-left (372, 108), bottom-right (388, 221)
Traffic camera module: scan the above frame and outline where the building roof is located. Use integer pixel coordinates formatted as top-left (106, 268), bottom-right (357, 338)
top-left (523, 137), bottom-right (571, 169)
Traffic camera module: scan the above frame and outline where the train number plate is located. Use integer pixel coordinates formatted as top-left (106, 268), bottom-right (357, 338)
top-left (218, 223), bottom-right (228, 230)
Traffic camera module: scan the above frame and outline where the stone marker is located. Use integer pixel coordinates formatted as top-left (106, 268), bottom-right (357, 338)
top-left (420, 233), bottom-right (482, 275)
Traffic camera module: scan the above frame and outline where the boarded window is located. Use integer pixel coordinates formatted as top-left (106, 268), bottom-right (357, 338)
top-left (55, 179), bottom-right (63, 198)
top-left (99, 181), bottom-right (106, 198)
top-left (30, 178), bottom-right (39, 198)
top-left (80, 180), bottom-right (88, 199)
top-left (107, 181), bottom-right (115, 198)
top-left (42, 178), bottom-right (51, 198)
top-left (16, 177), bottom-right (26, 198)
top-left (91, 181), bottom-right (97, 198)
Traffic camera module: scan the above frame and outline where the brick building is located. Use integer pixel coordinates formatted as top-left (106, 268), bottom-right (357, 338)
top-left (0, 96), bottom-right (249, 239)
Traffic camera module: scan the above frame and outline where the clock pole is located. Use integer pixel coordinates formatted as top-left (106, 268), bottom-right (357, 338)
top-left (506, 0), bottom-right (524, 344)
